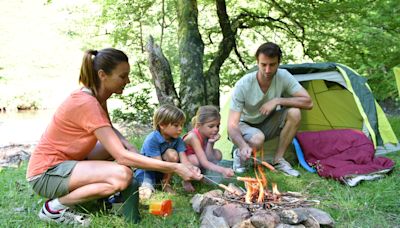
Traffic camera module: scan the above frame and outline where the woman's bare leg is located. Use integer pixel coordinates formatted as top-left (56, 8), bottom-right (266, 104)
top-left (86, 141), bottom-right (114, 161)
top-left (58, 160), bottom-right (132, 206)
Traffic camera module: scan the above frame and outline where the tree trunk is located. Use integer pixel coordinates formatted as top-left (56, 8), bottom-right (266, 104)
top-left (204, 0), bottom-right (237, 106)
top-left (177, 0), bottom-right (205, 119)
top-left (145, 35), bottom-right (180, 107)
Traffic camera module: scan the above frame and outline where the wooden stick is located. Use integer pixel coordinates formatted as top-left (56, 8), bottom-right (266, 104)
top-left (236, 176), bottom-right (259, 182)
top-left (251, 157), bottom-right (276, 172)
top-left (203, 176), bottom-right (241, 195)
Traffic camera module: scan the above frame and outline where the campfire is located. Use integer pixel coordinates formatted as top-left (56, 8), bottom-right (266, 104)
top-left (191, 148), bottom-right (334, 227)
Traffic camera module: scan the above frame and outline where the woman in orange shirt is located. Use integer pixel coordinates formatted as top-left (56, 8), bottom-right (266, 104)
top-left (26, 48), bottom-right (202, 226)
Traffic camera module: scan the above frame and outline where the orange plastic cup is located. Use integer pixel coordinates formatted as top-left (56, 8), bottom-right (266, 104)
top-left (149, 199), bottom-right (173, 216)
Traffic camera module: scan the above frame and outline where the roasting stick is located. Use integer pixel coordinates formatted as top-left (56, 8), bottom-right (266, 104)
top-left (202, 176), bottom-right (241, 196)
top-left (251, 156), bottom-right (277, 172)
top-left (204, 175), bottom-right (259, 183)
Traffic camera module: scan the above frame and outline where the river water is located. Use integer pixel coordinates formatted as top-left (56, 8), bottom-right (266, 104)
top-left (0, 109), bottom-right (55, 147)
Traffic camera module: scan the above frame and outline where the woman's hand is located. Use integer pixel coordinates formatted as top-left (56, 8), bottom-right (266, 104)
top-left (174, 163), bottom-right (203, 181)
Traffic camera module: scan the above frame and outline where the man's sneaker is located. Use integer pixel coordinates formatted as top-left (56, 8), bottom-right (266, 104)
top-left (273, 158), bottom-right (300, 177)
top-left (232, 148), bottom-right (246, 174)
top-left (38, 200), bottom-right (90, 226)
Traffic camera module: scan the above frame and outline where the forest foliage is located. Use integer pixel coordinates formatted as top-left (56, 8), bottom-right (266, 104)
top-left (63, 0), bottom-right (399, 122)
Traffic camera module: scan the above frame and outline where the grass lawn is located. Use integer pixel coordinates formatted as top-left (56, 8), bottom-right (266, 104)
top-left (0, 118), bottom-right (399, 227)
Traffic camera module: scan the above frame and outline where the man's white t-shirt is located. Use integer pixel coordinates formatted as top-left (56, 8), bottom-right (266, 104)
top-left (230, 69), bottom-right (302, 124)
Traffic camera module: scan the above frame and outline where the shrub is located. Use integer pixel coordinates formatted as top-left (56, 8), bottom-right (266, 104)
top-left (111, 88), bottom-right (156, 125)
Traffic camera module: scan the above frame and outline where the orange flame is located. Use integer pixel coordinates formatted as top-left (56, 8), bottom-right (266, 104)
top-left (239, 147), bottom-right (280, 204)
top-left (272, 182), bottom-right (280, 195)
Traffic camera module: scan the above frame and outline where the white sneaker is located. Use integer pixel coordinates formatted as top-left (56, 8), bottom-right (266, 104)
top-left (232, 148), bottom-right (246, 173)
top-left (139, 182), bottom-right (154, 200)
top-left (38, 201), bottom-right (90, 226)
top-left (274, 158), bottom-right (300, 177)
top-left (344, 174), bottom-right (384, 187)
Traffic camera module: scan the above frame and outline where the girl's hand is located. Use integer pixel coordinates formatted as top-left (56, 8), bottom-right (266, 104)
top-left (208, 134), bottom-right (221, 143)
top-left (222, 167), bottom-right (235, 178)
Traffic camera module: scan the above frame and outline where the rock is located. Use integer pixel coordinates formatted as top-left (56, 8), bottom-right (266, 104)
top-left (191, 194), bottom-right (204, 213)
top-left (280, 209), bottom-right (309, 225)
top-left (233, 218), bottom-right (255, 228)
top-left (302, 215), bottom-right (320, 228)
top-left (214, 203), bottom-right (251, 227)
top-left (200, 205), bottom-right (229, 228)
top-left (250, 210), bottom-right (280, 228)
top-left (200, 190), bottom-right (226, 212)
top-left (276, 224), bottom-right (306, 228)
top-left (304, 208), bottom-right (334, 227)
top-left (225, 183), bottom-right (245, 196)
top-left (203, 189), bottom-right (224, 198)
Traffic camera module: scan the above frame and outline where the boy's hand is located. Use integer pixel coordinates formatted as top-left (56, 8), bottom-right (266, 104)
top-left (175, 163), bottom-right (203, 181)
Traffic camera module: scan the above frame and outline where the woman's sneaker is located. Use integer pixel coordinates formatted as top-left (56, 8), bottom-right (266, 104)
top-left (38, 200), bottom-right (90, 227)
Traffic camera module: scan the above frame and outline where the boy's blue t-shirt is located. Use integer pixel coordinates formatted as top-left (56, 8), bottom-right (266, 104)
top-left (140, 130), bottom-right (186, 156)
top-left (135, 130), bottom-right (186, 187)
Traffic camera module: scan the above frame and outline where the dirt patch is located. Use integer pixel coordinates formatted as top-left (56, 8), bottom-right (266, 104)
top-left (0, 144), bottom-right (35, 168)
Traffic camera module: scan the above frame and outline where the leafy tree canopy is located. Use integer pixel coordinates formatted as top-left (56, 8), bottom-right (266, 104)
top-left (66, 0), bottom-right (399, 102)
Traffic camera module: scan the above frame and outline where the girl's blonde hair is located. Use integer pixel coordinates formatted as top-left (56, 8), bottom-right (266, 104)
top-left (153, 104), bottom-right (186, 131)
top-left (191, 105), bottom-right (220, 128)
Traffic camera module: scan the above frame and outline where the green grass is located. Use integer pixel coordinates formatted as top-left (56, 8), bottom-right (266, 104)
top-left (0, 117), bottom-right (399, 227)
top-left (389, 116), bottom-right (400, 139)
top-left (1, 154), bottom-right (399, 227)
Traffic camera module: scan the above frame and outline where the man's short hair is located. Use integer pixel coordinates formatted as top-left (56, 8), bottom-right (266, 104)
top-left (255, 42), bottom-right (282, 62)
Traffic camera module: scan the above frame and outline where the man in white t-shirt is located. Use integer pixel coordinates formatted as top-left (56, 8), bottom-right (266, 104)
top-left (228, 42), bottom-right (313, 176)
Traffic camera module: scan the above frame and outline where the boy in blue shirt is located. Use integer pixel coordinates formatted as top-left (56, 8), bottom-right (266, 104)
top-left (135, 104), bottom-right (195, 199)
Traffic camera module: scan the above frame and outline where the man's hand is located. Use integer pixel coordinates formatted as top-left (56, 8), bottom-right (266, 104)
top-left (259, 99), bottom-right (277, 116)
top-left (174, 163), bottom-right (203, 181)
top-left (239, 145), bottom-right (252, 160)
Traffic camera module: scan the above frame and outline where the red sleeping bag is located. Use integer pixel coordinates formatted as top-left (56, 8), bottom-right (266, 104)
top-left (296, 129), bottom-right (395, 181)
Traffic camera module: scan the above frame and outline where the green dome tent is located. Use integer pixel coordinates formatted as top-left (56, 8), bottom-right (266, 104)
top-left (217, 62), bottom-right (399, 158)
top-left (280, 62), bottom-right (399, 155)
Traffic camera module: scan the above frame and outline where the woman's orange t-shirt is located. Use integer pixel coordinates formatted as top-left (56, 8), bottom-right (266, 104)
top-left (26, 90), bottom-right (111, 178)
